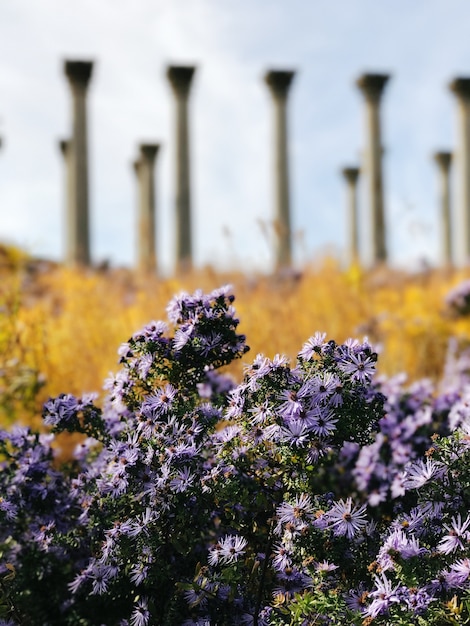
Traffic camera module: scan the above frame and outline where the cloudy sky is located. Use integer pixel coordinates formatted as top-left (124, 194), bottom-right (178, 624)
top-left (1, 0), bottom-right (469, 273)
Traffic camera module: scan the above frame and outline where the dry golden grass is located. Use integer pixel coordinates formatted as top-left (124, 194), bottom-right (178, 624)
top-left (3, 244), bottom-right (470, 432)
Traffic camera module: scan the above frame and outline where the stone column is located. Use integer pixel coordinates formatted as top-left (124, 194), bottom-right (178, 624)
top-left (356, 73), bottom-right (390, 265)
top-left (264, 69), bottom-right (296, 270)
top-left (167, 65), bottom-right (196, 271)
top-left (433, 152), bottom-right (453, 267)
top-left (449, 78), bottom-right (470, 264)
top-left (341, 167), bottom-right (361, 265)
top-left (134, 143), bottom-right (160, 274)
top-left (64, 59), bottom-right (93, 267)
top-left (58, 139), bottom-right (73, 261)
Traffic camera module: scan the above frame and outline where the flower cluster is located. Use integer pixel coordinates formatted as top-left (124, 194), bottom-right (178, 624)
top-left (0, 286), bottom-right (469, 625)
top-left (445, 278), bottom-right (470, 317)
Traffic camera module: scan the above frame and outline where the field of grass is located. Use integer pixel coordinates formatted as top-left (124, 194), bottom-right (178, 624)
top-left (2, 243), bottom-right (470, 429)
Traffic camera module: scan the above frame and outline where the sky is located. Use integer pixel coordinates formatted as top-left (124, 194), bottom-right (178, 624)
top-left (1, 0), bottom-right (470, 274)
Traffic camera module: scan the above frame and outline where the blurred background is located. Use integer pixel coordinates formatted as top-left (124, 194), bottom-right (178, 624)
top-left (2, 0), bottom-right (470, 275)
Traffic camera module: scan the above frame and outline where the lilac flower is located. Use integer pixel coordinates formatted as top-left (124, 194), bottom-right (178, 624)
top-left (377, 528), bottom-right (428, 571)
top-left (136, 353), bottom-right (153, 379)
top-left (132, 320), bottom-right (168, 341)
top-left (272, 542), bottom-right (293, 572)
top-left (448, 389), bottom-right (470, 430)
top-left (308, 406), bottom-right (338, 437)
top-left (298, 332), bottom-right (327, 360)
top-left (366, 573), bottom-right (401, 618)
top-left (438, 514), bottom-right (470, 554)
top-left (130, 596), bottom-right (150, 626)
top-left (169, 467), bottom-right (195, 493)
top-left (325, 498), bottom-right (367, 539)
top-left (308, 372), bottom-right (340, 403)
top-left (402, 458), bottom-right (446, 490)
top-left (314, 560), bottom-right (338, 573)
top-left (345, 585), bottom-right (369, 612)
top-left (89, 563), bottom-right (118, 595)
top-left (208, 534), bottom-right (247, 565)
top-left (338, 351), bottom-right (376, 383)
top-left (443, 558), bottom-right (470, 588)
top-left (277, 388), bottom-right (304, 419)
top-left (140, 383), bottom-right (177, 419)
top-left (401, 586), bottom-right (435, 614)
top-left (278, 420), bottom-right (311, 447)
top-left (276, 494), bottom-right (314, 533)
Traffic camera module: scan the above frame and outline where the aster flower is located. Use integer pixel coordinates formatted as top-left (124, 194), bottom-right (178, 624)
top-left (443, 558), bottom-right (470, 588)
top-left (438, 514), bottom-right (470, 554)
top-left (169, 466), bottom-right (195, 493)
top-left (130, 596), bottom-right (150, 626)
top-left (272, 542), bottom-right (293, 572)
top-left (298, 332), bottom-right (327, 360)
top-left (338, 351), bottom-right (376, 383)
top-left (140, 384), bottom-right (177, 419)
top-left (325, 498), bottom-right (367, 539)
top-left (308, 406), bottom-right (338, 437)
top-left (308, 372), bottom-right (340, 403)
top-left (278, 420), bottom-right (311, 447)
top-left (402, 458), bottom-right (446, 490)
top-left (276, 494), bottom-right (314, 533)
top-left (366, 573), bottom-right (401, 618)
top-left (277, 388), bottom-right (304, 419)
top-left (209, 534), bottom-right (247, 566)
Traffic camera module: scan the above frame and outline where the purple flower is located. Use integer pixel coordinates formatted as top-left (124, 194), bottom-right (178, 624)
top-left (366, 573), bottom-right (401, 618)
top-left (298, 332), bottom-right (327, 360)
top-left (325, 498), bottom-right (367, 539)
top-left (438, 514), bottom-right (470, 554)
top-left (276, 494), bottom-right (314, 533)
top-left (140, 384), bottom-right (177, 419)
top-left (130, 596), bottom-right (150, 626)
top-left (208, 534), bottom-right (247, 565)
top-left (278, 421), bottom-right (311, 447)
top-left (169, 467), bottom-right (195, 493)
top-left (443, 558), bottom-right (470, 588)
top-left (338, 351), bottom-right (376, 383)
top-left (402, 458), bottom-right (446, 490)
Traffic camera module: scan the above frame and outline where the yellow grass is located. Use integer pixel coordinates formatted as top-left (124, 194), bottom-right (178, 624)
top-left (2, 245), bottom-right (470, 433)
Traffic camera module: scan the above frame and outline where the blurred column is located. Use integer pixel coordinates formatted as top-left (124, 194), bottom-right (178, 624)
top-left (134, 143), bottom-right (160, 274)
top-left (167, 65), bottom-right (196, 272)
top-left (265, 69), bottom-right (296, 270)
top-left (341, 166), bottom-right (360, 265)
top-left (58, 138), bottom-right (73, 261)
top-left (64, 59), bottom-right (93, 267)
top-left (356, 73), bottom-right (390, 265)
top-left (433, 151), bottom-right (453, 267)
top-left (449, 78), bottom-right (470, 265)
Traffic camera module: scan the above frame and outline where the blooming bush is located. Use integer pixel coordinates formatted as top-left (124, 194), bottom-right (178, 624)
top-left (0, 285), bottom-right (469, 625)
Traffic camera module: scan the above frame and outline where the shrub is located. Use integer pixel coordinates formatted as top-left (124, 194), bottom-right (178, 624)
top-left (0, 286), bottom-right (469, 625)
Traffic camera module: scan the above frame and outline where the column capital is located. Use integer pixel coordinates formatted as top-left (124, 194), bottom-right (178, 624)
top-left (356, 73), bottom-right (390, 102)
top-left (341, 166), bottom-right (360, 184)
top-left (139, 143), bottom-right (160, 163)
top-left (167, 65), bottom-right (196, 98)
top-left (264, 70), bottom-right (295, 99)
top-left (64, 60), bottom-right (93, 89)
top-left (433, 151), bottom-right (452, 170)
top-left (449, 77), bottom-right (470, 101)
